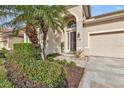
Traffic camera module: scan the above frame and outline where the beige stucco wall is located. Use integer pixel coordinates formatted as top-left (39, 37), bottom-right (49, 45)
top-left (0, 33), bottom-right (10, 49)
top-left (64, 5), bottom-right (84, 52)
top-left (47, 29), bottom-right (61, 54)
top-left (69, 6), bottom-right (84, 50)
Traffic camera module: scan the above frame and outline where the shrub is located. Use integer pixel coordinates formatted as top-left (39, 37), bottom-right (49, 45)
top-left (67, 61), bottom-right (76, 68)
top-left (49, 59), bottom-right (76, 68)
top-left (74, 50), bottom-right (82, 58)
top-left (26, 62), bottom-right (66, 87)
top-left (58, 59), bottom-right (68, 66)
top-left (47, 53), bottom-right (61, 58)
top-left (0, 52), bottom-right (5, 58)
top-left (61, 42), bottom-right (64, 52)
top-left (7, 52), bottom-right (67, 87)
top-left (0, 66), bottom-right (13, 88)
top-left (13, 43), bottom-right (37, 56)
top-left (0, 59), bottom-right (3, 65)
top-left (0, 48), bottom-right (8, 58)
top-left (47, 57), bottom-right (54, 61)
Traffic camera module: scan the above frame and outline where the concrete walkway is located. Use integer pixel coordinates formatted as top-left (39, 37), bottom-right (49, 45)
top-left (79, 56), bottom-right (124, 88)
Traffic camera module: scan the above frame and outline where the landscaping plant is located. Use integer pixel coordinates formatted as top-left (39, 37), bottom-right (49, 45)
top-left (0, 48), bottom-right (8, 58)
top-left (6, 52), bottom-right (67, 87)
top-left (13, 43), bottom-right (37, 56)
top-left (0, 66), bottom-right (14, 88)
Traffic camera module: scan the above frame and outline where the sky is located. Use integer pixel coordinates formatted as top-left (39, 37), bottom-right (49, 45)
top-left (91, 5), bottom-right (124, 16)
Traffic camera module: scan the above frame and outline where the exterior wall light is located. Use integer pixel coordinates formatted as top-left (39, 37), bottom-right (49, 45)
top-left (77, 32), bottom-right (80, 38)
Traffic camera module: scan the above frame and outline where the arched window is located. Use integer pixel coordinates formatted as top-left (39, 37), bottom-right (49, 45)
top-left (67, 20), bottom-right (76, 28)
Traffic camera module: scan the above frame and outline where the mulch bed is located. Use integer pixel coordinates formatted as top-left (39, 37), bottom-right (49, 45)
top-left (4, 62), bottom-right (84, 88)
top-left (66, 67), bottom-right (84, 88)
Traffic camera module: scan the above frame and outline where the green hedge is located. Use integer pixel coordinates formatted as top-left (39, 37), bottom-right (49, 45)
top-left (13, 43), bottom-right (37, 56)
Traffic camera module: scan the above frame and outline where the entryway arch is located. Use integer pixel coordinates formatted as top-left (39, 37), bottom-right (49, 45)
top-left (64, 14), bottom-right (77, 52)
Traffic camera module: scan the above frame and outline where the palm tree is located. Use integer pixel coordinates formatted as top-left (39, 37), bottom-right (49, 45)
top-left (0, 5), bottom-right (68, 60)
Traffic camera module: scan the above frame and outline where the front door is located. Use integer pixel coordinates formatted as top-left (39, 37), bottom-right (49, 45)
top-left (70, 32), bottom-right (76, 51)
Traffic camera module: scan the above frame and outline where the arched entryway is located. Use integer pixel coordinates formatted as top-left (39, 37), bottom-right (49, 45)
top-left (64, 15), bottom-right (77, 52)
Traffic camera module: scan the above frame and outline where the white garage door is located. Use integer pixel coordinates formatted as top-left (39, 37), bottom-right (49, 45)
top-left (90, 31), bottom-right (124, 58)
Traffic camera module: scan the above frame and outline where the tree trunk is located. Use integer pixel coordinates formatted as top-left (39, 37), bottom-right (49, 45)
top-left (42, 30), bottom-right (48, 60)
top-left (25, 23), bottom-right (39, 48)
top-left (39, 22), bottom-right (49, 60)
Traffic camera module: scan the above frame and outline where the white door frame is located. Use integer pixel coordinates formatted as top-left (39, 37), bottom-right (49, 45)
top-left (66, 30), bottom-right (76, 52)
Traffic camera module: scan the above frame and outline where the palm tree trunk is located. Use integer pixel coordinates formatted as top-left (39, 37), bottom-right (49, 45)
top-left (40, 23), bottom-right (49, 60)
top-left (25, 23), bottom-right (39, 48)
top-left (42, 30), bottom-right (48, 60)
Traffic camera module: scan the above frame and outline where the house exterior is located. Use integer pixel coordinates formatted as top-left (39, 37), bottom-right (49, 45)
top-left (0, 28), bottom-right (24, 50)
top-left (24, 5), bottom-right (124, 58)
top-left (42, 5), bottom-right (124, 58)
top-left (83, 9), bottom-right (124, 58)
top-left (2, 5), bottom-right (124, 58)
top-left (57, 5), bottom-right (124, 58)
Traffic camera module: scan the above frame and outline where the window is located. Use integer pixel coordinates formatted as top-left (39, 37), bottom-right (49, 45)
top-left (91, 5), bottom-right (124, 17)
top-left (67, 20), bottom-right (76, 28)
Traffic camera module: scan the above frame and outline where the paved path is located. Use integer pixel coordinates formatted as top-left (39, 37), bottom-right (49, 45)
top-left (79, 56), bottom-right (124, 88)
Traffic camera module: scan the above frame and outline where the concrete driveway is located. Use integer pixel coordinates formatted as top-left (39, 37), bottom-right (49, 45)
top-left (79, 56), bottom-right (124, 88)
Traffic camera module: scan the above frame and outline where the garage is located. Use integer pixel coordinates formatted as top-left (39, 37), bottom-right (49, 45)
top-left (89, 31), bottom-right (124, 58)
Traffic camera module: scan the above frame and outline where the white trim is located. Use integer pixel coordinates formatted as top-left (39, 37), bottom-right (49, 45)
top-left (87, 33), bottom-right (90, 49)
top-left (87, 28), bottom-right (124, 48)
top-left (64, 30), bottom-right (77, 53)
top-left (7, 38), bottom-right (9, 49)
top-left (24, 33), bottom-right (27, 43)
top-left (28, 37), bottom-right (30, 43)
top-left (77, 19), bottom-right (83, 22)
top-left (68, 32), bottom-right (70, 51)
top-left (89, 28), bottom-right (124, 34)
top-left (69, 11), bottom-right (78, 21)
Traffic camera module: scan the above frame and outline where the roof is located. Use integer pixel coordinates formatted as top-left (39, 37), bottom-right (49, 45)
top-left (84, 10), bottom-right (124, 27)
top-left (0, 28), bottom-right (12, 33)
top-left (0, 28), bottom-right (24, 38)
